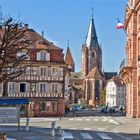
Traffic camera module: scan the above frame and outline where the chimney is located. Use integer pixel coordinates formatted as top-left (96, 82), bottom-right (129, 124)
top-left (41, 31), bottom-right (44, 38)
top-left (24, 24), bottom-right (29, 29)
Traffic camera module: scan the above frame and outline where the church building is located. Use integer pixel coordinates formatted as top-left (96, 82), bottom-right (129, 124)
top-left (82, 15), bottom-right (103, 107)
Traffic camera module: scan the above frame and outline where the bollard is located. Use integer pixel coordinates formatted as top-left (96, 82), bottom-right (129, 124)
top-left (51, 128), bottom-right (55, 137)
top-left (26, 117), bottom-right (29, 131)
top-left (51, 121), bottom-right (56, 136)
top-left (51, 121), bottom-right (56, 129)
top-left (55, 126), bottom-right (64, 140)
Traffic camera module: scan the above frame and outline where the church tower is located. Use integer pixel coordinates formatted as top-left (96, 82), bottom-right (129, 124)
top-left (82, 15), bottom-right (102, 77)
top-left (65, 41), bottom-right (75, 72)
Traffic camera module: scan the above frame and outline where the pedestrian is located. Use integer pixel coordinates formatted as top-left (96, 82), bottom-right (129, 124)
top-left (120, 106), bottom-right (123, 113)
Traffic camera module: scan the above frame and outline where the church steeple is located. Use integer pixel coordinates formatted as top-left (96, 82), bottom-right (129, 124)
top-left (85, 15), bottom-right (98, 48)
top-left (65, 40), bottom-right (75, 72)
top-left (82, 13), bottom-right (102, 77)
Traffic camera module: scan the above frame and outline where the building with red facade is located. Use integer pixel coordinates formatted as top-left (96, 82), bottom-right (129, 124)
top-left (120, 0), bottom-right (140, 118)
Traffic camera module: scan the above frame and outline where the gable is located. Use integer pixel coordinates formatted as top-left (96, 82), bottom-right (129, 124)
top-left (86, 67), bottom-right (103, 79)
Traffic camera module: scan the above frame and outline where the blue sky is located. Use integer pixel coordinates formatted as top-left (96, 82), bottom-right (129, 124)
top-left (0, 0), bottom-right (127, 72)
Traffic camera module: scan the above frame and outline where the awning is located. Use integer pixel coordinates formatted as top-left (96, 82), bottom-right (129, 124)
top-left (0, 99), bottom-right (29, 105)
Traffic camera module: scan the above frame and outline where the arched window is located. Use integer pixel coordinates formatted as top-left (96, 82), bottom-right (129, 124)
top-left (92, 52), bottom-right (94, 57)
top-left (95, 80), bottom-right (100, 100)
top-left (89, 80), bottom-right (92, 100)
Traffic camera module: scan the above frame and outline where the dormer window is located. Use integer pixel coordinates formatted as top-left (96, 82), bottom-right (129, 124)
top-left (37, 51), bottom-right (50, 61)
top-left (38, 40), bottom-right (43, 45)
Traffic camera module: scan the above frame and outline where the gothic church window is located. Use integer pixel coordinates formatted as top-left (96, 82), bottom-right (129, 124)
top-left (89, 80), bottom-right (92, 100)
top-left (92, 52), bottom-right (94, 57)
top-left (95, 80), bottom-right (100, 100)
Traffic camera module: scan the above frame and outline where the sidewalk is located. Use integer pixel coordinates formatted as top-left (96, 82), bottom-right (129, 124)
top-left (4, 129), bottom-right (55, 140)
top-left (113, 116), bottom-right (140, 140)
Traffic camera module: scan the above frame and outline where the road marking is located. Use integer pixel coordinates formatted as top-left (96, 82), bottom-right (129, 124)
top-left (68, 118), bottom-right (74, 121)
top-left (77, 118), bottom-right (82, 121)
top-left (80, 133), bottom-right (93, 139)
top-left (97, 133), bottom-right (112, 139)
top-left (111, 121), bottom-right (119, 125)
top-left (7, 138), bottom-right (16, 140)
top-left (109, 119), bottom-right (114, 122)
top-left (85, 119), bottom-right (90, 121)
top-left (69, 128), bottom-right (77, 130)
top-left (64, 132), bottom-right (73, 139)
top-left (93, 119), bottom-right (98, 121)
top-left (108, 119), bottom-right (119, 124)
top-left (97, 128), bottom-right (106, 131)
top-left (83, 128), bottom-right (91, 130)
top-left (101, 119), bottom-right (107, 121)
top-left (102, 117), bottom-right (108, 120)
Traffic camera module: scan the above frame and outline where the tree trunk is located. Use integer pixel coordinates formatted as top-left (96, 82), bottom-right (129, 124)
top-left (3, 80), bottom-right (8, 97)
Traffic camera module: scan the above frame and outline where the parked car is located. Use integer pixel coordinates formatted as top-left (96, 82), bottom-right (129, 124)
top-left (109, 107), bottom-right (115, 113)
top-left (71, 105), bottom-right (82, 111)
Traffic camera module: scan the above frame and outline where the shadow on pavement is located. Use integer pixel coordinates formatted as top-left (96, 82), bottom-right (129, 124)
top-left (64, 109), bottom-right (126, 118)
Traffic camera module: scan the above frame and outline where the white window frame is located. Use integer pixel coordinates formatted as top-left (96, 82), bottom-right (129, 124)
top-left (9, 82), bottom-right (16, 93)
top-left (37, 51), bottom-right (50, 61)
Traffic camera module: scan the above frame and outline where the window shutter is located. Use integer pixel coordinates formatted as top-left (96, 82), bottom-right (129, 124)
top-left (8, 83), bottom-right (11, 93)
top-left (37, 52), bottom-right (40, 60)
top-left (46, 53), bottom-right (50, 61)
top-left (27, 83), bottom-right (30, 92)
top-left (58, 84), bottom-right (62, 93)
top-left (46, 67), bottom-right (48, 76)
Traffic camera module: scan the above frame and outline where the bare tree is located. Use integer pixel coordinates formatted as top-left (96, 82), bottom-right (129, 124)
top-left (0, 17), bottom-right (32, 96)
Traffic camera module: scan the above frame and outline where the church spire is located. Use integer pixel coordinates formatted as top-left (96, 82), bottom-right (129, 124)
top-left (85, 14), bottom-right (98, 48)
top-left (65, 40), bottom-right (75, 72)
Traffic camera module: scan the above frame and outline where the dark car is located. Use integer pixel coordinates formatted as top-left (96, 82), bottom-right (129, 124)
top-left (109, 107), bottom-right (115, 113)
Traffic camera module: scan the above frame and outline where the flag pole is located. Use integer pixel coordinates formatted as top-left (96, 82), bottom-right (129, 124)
top-left (117, 18), bottom-right (129, 38)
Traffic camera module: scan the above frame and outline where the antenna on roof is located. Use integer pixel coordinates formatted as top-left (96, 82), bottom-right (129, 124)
top-left (67, 40), bottom-right (69, 48)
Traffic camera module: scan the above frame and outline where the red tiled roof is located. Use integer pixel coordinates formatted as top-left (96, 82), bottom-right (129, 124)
top-left (27, 29), bottom-right (62, 50)
top-left (65, 47), bottom-right (75, 65)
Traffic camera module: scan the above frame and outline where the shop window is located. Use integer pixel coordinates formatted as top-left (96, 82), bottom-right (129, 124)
top-left (41, 102), bottom-right (46, 111)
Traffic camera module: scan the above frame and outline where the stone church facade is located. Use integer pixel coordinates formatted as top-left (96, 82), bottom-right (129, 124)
top-left (82, 15), bottom-right (103, 107)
